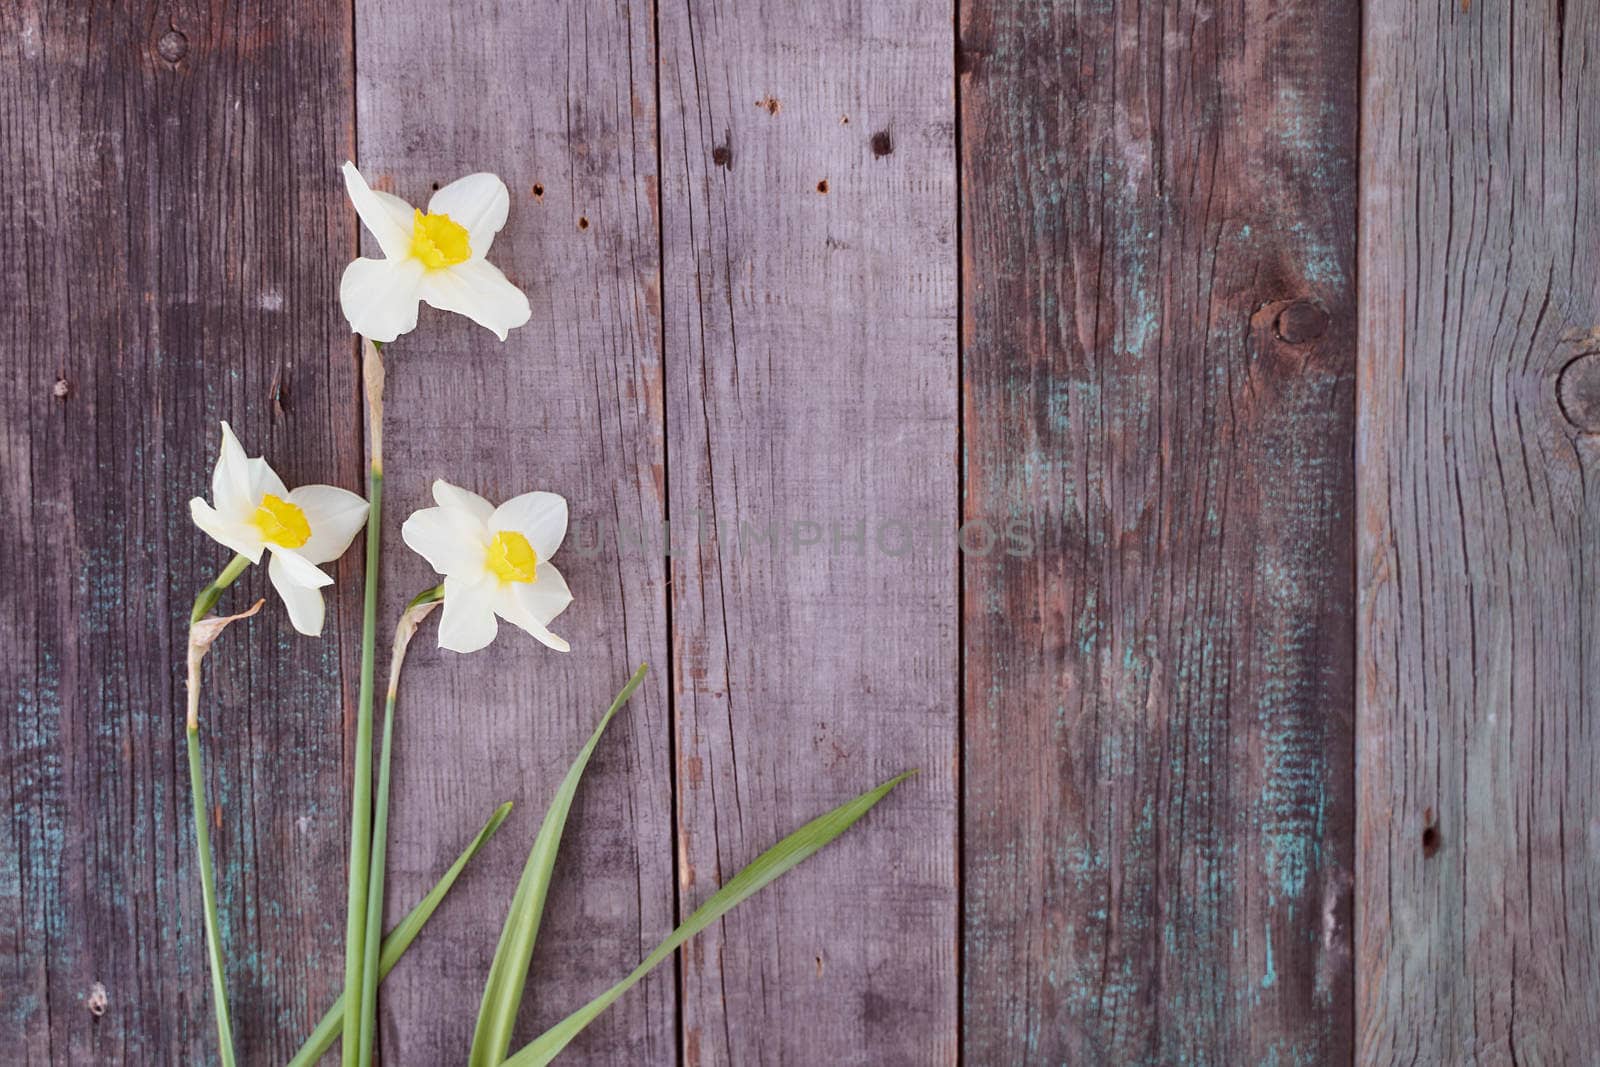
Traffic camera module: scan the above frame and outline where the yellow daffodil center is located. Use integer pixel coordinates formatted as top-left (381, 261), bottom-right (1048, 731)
top-left (410, 209), bottom-right (471, 269)
top-left (251, 493), bottom-right (311, 548)
top-left (486, 530), bottom-right (538, 584)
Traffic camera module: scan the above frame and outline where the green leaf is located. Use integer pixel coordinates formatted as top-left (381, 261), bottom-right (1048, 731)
top-left (467, 664), bottom-right (649, 1067)
top-left (501, 770), bottom-right (915, 1067)
top-left (287, 801), bottom-right (512, 1067)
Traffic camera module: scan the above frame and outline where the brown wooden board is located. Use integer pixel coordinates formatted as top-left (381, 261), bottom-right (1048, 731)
top-left (352, 0), bottom-right (675, 1061)
top-left (658, 0), bottom-right (961, 1062)
top-left (0, 2), bottom-right (360, 1062)
top-left (1357, 1), bottom-right (1600, 1059)
top-left (959, 0), bottom-right (1360, 1061)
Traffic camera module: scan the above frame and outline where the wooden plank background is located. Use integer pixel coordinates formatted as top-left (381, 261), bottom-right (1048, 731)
top-left (1357, 0), bottom-right (1600, 1061)
top-left (2, 0), bottom-right (1595, 1064)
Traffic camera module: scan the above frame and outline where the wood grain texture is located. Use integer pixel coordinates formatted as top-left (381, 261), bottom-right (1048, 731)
top-left (353, 0), bottom-right (674, 1061)
top-left (0, 2), bottom-right (359, 1063)
top-left (960, 0), bottom-right (1359, 1062)
top-left (1357, 1), bottom-right (1600, 1060)
top-left (659, 1), bottom-right (960, 1063)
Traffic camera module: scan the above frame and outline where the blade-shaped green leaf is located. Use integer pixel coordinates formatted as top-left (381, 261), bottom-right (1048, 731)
top-left (287, 801), bottom-right (512, 1067)
top-left (501, 770), bottom-right (915, 1067)
top-left (467, 664), bottom-right (650, 1067)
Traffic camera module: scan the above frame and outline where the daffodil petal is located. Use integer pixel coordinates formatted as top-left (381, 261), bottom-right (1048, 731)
top-left (213, 421), bottom-right (256, 518)
top-left (246, 456), bottom-right (289, 503)
top-left (270, 548), bottom-right (334, 589)
top-left (418, 259), bottom-right (531, 342)
top-left (269, 553), bottom-right (327, 636)
top-left (513, 562), bottom-right (573, 623)
top-left (190, 497), bottom-right (265, 563)
top-left (340, 256), bottom-right (425, 342)
top-left (489, 491), bottom-right (568, 560)
top-left (401, 506), bottom-right (485, 576)
top-left (432, 479), bottom-right (496, 525)
top-left (495, 581), bottom-right (571, 653)
top-left (371, 188), bottom-right (416, 236)
top-left (342, 161), bottom-right (412, 260)
top-left (286, 484), bottom-right (369, 565)
top-left (439, 575), bottom-right (499, 653)
top-left (427, 173), bottom-right (510, 258)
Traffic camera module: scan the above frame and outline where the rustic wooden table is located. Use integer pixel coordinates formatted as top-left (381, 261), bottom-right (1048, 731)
top-left (4, 1), bottom-right (1595, 1063)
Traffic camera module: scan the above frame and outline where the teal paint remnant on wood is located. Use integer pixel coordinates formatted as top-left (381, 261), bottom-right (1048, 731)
top-left (959, 0), bottom-right (1359, 1061)
top-left (0, 3), bottom-right (360, 1061)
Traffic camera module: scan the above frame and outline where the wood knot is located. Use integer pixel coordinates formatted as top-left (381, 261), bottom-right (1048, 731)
top-left (1556, 351), bottom-right (1600, 432)
top-left (156, 28), bottom-right (188, 64)
top-left (52, 377), bottom-right (71, 400)
top-left (1274, 299), bottom-right (1328, 344)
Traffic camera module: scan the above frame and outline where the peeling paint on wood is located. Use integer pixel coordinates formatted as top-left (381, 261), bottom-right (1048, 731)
top-left (959, 0), bottom-right (1359, 1061)
top-left (0, 2), bottom-right (359, 1061)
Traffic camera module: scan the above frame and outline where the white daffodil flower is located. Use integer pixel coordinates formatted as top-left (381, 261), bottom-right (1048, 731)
top-left (189, 422), bottom-right (369, 637)
top-left (339, 161), bottom-right (532, 343)
top-left (401, 480), bottom-right (573, 655)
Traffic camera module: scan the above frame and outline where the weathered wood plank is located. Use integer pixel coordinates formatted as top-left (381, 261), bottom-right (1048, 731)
top-left (1357, 1), bottom-right (1600, 1060)
top-left (353, 0), bottom-right (674, 1060)
top-left (960, 0), bottom-right (1359, 1061)
top-left (0, 2), bottom-right (359, 1062)
top-left (659, 2), bottom-right (960, 1063)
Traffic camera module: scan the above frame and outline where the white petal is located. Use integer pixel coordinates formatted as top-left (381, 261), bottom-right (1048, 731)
top-left (438, 575), bottom-right (499, 653)
top-left (269, 549), bottom-right (334, 589)
top-left (190, 498), bottom-right (265, 563)
top-left (401, 506), bottom-right (486, 577)
top-left (427, 173), bottom-right (510, 258)
top-left (247, 456), bottom-right (289, 503)
top-left (212, 422), bottom-right (256, 518)
top-left (268, 553), bottom-right (327, 636)
top-left (286, 484), bottom-right (369, 564)
top-left (495, 565), bottom-right (573, 653)
top-left (342, 161), bottom-right (413, 260)
top-left (418, 260), bottom-right (531, 341)
top-left (340, 257), bottom-right (425, 342)
top-left (432, 480), bottom-right (496, 525)
top-left (490, 491), bottom-right (567, 560)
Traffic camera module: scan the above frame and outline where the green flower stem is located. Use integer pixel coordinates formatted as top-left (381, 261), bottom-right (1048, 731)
top-left (343, 338), bottom-right (386, 1067)
top-left (186, 725), bottom-right (236, 1067)
top-left (287, 800), bottom-right (513, 1067)
top-left (357, 587), bottom-right (444, 1066)
top-left (190, 553), bottom-right (251, 624)
top-left (184, 556), bottom-right (260, 1067)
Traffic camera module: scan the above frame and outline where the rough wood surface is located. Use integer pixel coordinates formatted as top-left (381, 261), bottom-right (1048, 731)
top-left (658, 0), bottom-right (961, 1062)
top-left (1357, 1), bottom-right (1600, 1060)
top-left (353, 0), bottom-right (675, 1061)
top-left (0, 2), bottom-right (359, 1063)
top-left (959, 0), bottom-right (1359, 1062)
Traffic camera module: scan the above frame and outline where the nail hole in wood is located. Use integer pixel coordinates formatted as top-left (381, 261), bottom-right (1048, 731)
top-left (756, 95), bottom-right (781, 115)
top-left (871, 130), bottom-right (894, 157)
top-left (1421, 808), bottom-right (1440, 858)
top-left (816, 179), bottom-right (829, 194)
top-left (52, 378), bottom-right (71, 400)
top-left (712, 143), bottom-right (732, 169)
top-left (577, 216), bottom-right (589, 230)
top-left (532, 183), bottom-right (544, 199)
